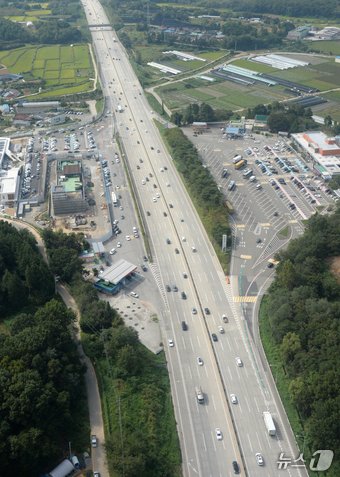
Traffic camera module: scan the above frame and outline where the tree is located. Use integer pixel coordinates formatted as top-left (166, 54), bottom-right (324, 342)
top-left (268, 112), bottom-right (290, 133)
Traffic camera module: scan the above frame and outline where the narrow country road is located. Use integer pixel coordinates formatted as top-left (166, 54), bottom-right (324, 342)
top-left (0, 218), bottom-right (108, 477)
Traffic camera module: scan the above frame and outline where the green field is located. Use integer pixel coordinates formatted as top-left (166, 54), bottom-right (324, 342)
top-left (310, 40), bottom-right (340, 55)
top-left (158, 77), bottom-right (289, 111)
top-left (0, 44), bottom-right (94, 97)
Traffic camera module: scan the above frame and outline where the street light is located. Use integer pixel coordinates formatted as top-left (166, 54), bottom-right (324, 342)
top-left (295, 433), bottom-right (306, 455)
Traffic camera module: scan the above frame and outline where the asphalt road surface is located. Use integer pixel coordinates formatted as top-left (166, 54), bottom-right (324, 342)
top-left (80, 2), bottom-right (310, 476)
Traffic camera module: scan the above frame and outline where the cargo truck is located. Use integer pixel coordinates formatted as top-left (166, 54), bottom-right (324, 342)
top-left (263, 411), bottom-right (276, 436)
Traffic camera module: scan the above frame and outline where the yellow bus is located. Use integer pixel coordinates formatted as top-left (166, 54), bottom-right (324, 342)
top-left (234, 159), bottom-right (246, 170)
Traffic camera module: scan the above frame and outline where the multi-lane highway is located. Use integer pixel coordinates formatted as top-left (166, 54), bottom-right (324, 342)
top-left (81, 1), bottom-right (309, 476)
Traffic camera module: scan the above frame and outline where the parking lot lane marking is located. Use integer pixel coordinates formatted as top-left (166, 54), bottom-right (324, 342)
top-left (240, 254), bottom-right (252, 260)
top-left (259, 222), bottom-right (271, 227)
top-left (236, 224), bottom-right (245, 228)
top-left (288, 219), bottom-right (298, 224)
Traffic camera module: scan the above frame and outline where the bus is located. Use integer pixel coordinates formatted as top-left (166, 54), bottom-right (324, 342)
top-left (228, 180), bottom-right (236, 191)
top-left (232, 155), bottom-right (242, 164)
top-left (234, 159), bottom-right (246, 170)
top-left (111, 192), bottom-right (118, 206)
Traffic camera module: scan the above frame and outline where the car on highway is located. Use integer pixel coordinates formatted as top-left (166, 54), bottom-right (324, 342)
top-left (153, 197), bottom-right (157, 202)
top-left (146, 211), bottom-right (151, 216)
top-left (181, 321), bottom-right (188, 331)
top-left (222, 314), bottom-right (228, 323)
top-left (117, 242), bottom-right (121, 248)
top-left (215, 428), bottom-right (223, 440)
top-left (91, 435), bottom-right (98, 447)
top-left (197, 357), bottom-right (203, 366)
top-left (191, 246), bottom-right (196, 252)
top-left (191, 308), bottom-right (197, 315)
top-left (218, 326), bottom-right (224, 334)
top-left (163, 212), bottom-right (167, 217)
top-left (109, 248), bottom-right (116, 255)
top-left (168, 339), bottom-right (174, 347)
top-left (235, 357), bottom-right (243, 367)
top-left (204, 307), bottom-right (210, 315)
top-left (166, 285), bottom-right (171, 292)
top-left (181, 291), bottom-right (187, 299)
top-left (211, 333), bottom-right (218, 342)
top-left (143, 255), bottom-right (148, 262)
top-left (169, 203), bottom-right (173, 208)
top-left (130, 291), bottom-right (139, 298)
top-left (125, 235), bottom-right (131, 241)
top-left (183, 272), bottom-right (188, 278)
top-left (230, 394), bottom-right (238, 404)
top-left (166, 238), bottom-right (171, 244)
top-left (256, 453), bottom-right (264, 466)
top-left (232, 461), bottom-right (240, 474)
top-left (172, 285), bottom-right (178, 292)
top-left (175, 248), bottom-right (179, 254)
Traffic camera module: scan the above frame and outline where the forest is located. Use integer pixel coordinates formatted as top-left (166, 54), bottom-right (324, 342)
top-left (0, 221), bottom-right (87, 476)
top-left (263, 211), bottom-right (340, 475)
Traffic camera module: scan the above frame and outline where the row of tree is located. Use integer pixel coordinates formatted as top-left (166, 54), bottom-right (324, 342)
top-left (171, 102), bottom-right (233, 126)
top-left (264, 211), bottom-right (340, 476)
top-left (0, 17), bottom-right (82, 45)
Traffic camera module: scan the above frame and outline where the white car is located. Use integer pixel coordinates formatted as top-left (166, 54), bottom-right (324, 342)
top-left (91, 435), bottom-right (98, 447)
top-left (197, 357), bottom-right (203, 366)
top-left (168, 339), bottom-right (174, 347)
top-left (153, 197), bottom-right (157, 202)
top-left (218, 326), bottom-right (225, 334)
top-left (160, 167), bottom-right (164, 172)
top-left (142, 180), bottom-right (146, 185)
top-left (235, 357), bottom-right (243, 367)
top-left (116, 242), bottom-right (121, 248)
top-left (256, 453), bottom-right (264, 466)
top-left (125, 235), bottom-right (131, 241)
top-left (156, 192), bottom-right (160, 198)
top-left (230, 394), bottom-right (238, 404)
top-left (215, 428), bottom-right (223, 440)
top-left (130, 291), bottom-right (139, 298)
top-left (109, 248), bottom-right (116, 255)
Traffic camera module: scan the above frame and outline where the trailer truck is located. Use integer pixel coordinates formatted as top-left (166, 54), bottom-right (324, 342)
top-left (263, 411), bottom-right (276, 436)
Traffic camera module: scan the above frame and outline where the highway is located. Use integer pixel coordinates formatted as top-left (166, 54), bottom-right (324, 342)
top-left (80, 1), bottom-right (309, 476)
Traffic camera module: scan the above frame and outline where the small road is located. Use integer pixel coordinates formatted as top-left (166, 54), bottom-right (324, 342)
top-left (0, 217), bottom-right (108, 476)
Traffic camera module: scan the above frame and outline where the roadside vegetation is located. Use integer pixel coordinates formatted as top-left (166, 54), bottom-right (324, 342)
top-left (157, 124), bottom-right (231, 272)
top-left (43, 229), bottom-right (182, 477)
top-left (0, 221), bottom-right (88, 477)
top-left (259, 210), bottom-right (340, 476)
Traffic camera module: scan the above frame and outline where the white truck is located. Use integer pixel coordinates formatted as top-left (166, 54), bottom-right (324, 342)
top-left (232, 154), bottom-right (242, 164)
top-left (263, 411), bottom-right (276, 436)
top-left (117, 104), bottom-right (123, 112)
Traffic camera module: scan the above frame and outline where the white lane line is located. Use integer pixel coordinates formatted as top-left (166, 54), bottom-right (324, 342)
top-left (181, 335), bottom-right (186, 349)
top-left (220, 341), bottom-right (224, 351)
top-left (202, 434), bottom-right (207, 452)
top-left (247, 433), bottom-right (254, 453)
top-left (254, 396), bottom-right (260, 413)
top-left (212, 394), bottom-right (217, 411)
top-left (189, 336), bottom-right (194, 352)
top-left (245, 396), bottom-right (251, 413)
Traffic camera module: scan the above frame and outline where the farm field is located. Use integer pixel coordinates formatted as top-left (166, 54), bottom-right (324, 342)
top-left (155, 53), bottom-right (340, 114)
top-left (309, 40), bottom-right (340, 55)
top-left (0, 44), bottom-right (94, 97)
top-left (157, 79), bottom-right (288, 111)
